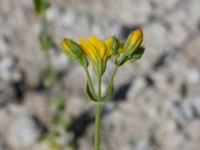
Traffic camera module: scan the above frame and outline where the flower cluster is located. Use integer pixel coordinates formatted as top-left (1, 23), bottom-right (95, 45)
top-left (62, 29), bottom-right (144, 75)
top-left (61, 29), bottom-right (144, 102)
top-left (61, 29), bottom-right (145, 150)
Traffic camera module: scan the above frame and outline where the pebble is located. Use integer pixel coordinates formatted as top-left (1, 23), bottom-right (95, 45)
top-left (7, 117), bottom-right (41, 149)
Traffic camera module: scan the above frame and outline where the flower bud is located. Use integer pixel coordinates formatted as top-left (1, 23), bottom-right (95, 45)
top-left (105, 36), bottom-right (120, 55)
top-left (124, 29), bottom-right (143, 56)
top-left (61, 38), bottom-right (88, 68)
top-left (117, 29), bottom-right (144, 66)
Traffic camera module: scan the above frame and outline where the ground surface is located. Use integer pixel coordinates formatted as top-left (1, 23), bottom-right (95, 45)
top-left (0, 0), bottom-right (200, 150)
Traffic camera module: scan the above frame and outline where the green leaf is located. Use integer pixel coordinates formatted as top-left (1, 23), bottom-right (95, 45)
top-left (52, 112), bottom-right (71, 134)
top-left (86, 82), bottom-right (97, 102)
top-left (129, 46), bottom-right (145, 62)
top-left (117, 55), bottom-right (128, 66)
top-left (33, 0), bottom-right (41, 14)
top-left (33, 0), bottom-right (49, 16)
top-left (47, 134), bottom-right (59, 150)
top-left (102, 84), bottom-right (113, 103)
top-left (39, 30), bottom-right (53, 52)
top-left (42, 66), bottom-right (57, 87)
top-left (50, 94), bottom-right (66, 111)
top-left (49, 94), bottom-right (71, 134)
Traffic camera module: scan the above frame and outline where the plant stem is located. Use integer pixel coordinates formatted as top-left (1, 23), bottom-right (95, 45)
top-left (103, 65), bottom-right (118, 97)
top-left (98, 75), bottom-right (102, 100)
top-left (84, 68), bottom-right (97, 98)
top-left (94, 75), bottom-right (102, 150)
top-left (94, 103), bottom-right (102, 150)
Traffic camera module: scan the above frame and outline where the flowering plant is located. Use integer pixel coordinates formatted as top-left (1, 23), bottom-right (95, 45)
top-left (61, 29), bottom-right (144, 150)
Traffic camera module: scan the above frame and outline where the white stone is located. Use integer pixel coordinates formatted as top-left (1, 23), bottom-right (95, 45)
top-left (46, 6), bottom-right (60, 21)
top-left (0, 57), bottom-right (14, 81)
top-left (187, 69), bottom-right (200, 84)
top-left (61, 10), bottom-right (76, 27)
top-left (51, 52), bottom-right (69, 70)
top-left (7, 117), bottom-right (41, 149)
top-left (0, 37), bottom-right (8, 53)
top-left (127, 77), bottom-right (146, 100)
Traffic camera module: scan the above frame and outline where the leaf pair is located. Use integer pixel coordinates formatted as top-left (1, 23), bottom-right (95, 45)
top-left (86, 82), bottom-right (113, 104)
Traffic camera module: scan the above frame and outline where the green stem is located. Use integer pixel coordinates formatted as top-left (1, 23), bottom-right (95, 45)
top-left (84, 68), bottom-right (97, 99)
top-left (94, 103), bottom-right (102, 150)
top-left (42, 14), bottom-right (48, 30)
top-left (103, 65), bottom-right (118, 97)
top-left (98, 75), bottom-right (102, 100)
top-left (94, 75), bottom-right (103, 150)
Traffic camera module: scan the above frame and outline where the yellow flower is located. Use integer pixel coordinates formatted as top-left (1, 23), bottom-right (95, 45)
top-left (61, 29), bottom-right (144, 74)
top-left (79, 35), bottom-right (111, 76)
top-left (79, 35), bottom-right (111, 62)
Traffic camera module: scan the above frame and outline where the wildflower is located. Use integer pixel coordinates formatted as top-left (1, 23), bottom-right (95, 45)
top-left (60, 29), bottom-right (145, 150)
top-left (79, 35), bottom-right (111, 77)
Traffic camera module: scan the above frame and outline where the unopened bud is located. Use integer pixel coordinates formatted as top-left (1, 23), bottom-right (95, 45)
top-left (61, 38), bottom-right (88, 68)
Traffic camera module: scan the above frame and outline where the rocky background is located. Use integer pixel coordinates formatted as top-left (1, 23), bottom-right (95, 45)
top-left (0, 0), bottom-right (200, 150)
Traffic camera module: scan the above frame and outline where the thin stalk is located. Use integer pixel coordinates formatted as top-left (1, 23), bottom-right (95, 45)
top-left (94, 103), bottom-right (102, 150)
top-left (84, 68), bottom-right (97, 99)
top-left (98, 75), bottom-right (102, 100)
top-left (42, 15), bottom-right (48, 32)
top-left (94, 75), bottom-right (102, 150)
top-left (103, 65), bottom-right (118, 97)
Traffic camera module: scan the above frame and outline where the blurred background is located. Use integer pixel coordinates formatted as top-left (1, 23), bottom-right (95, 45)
top-left (0, 0), bottom-right (200, 150)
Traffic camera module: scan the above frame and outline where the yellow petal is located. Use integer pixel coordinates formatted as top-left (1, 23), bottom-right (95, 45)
top-left (104, 37), bottom-right (113, 56)
top-left (130, 29), bottom-right (143, 45)
top-left (61, 38), bottom-right (74, 57)
top-left (79, 36), bottom-right (97, 61)
top-left (61, 38), bottom-right (69, 51)
top-left (104, 37), bottom-right (112, 49)
top-left (88, 35), bottom-right (106, 58)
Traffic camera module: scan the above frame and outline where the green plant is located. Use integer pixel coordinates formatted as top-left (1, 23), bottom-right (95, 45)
top-left (61, 29), bottom-right (145, 150)
top-left (33, 0), bottom-right (72, 149)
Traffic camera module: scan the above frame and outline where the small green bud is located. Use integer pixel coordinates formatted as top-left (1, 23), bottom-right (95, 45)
top-left (39, 29), bottom-right (53, 52)
top-left (42, 66), bottom-right (57, 87)
top-left (50, 94), bottom-right (66, 112)
top-left (105, 36), bottom-right (121, 55)
top-left (109, 37), bottom-right (120, 54)
top-left (61, 38), bottom-right (88, 68)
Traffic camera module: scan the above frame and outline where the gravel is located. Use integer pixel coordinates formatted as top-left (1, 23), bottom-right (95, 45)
top-left (0, 0), bottom-right (200, 149)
